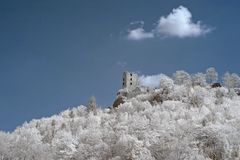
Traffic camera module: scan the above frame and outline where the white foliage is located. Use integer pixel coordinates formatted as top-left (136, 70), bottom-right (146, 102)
top-left (159, 74), bottom-right (174, 91)
top-left (223, 72), bottom-right (240, 89)
top-left (192, 73), bottom-right (207, 87)
top-left (173, 70), bottom-right (192, 86)
top-left (1, 70), bottom-right (240, 160)
top-left (206, 67), bottom-right (218, 84)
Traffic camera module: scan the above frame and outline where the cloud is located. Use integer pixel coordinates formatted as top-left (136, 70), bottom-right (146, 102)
top-left (126, 6), bottom-right (212, 40)
top-left (155, 6), bottom-right (211, 38)
top-left (139, 74), bottom-right (163, 88)
top-left (127, 28), bottom-right (154, 40)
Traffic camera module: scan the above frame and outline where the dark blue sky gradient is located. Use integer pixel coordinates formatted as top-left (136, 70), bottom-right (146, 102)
top-left (0, 0), bottom-right (240, 131)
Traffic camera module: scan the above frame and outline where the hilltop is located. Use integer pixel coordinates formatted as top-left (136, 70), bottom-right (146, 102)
top-left (1, 68), bottom-right (240, 160)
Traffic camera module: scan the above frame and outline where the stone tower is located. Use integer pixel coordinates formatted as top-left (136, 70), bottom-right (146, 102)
top-left (122, 71), bottom-right (138, 91)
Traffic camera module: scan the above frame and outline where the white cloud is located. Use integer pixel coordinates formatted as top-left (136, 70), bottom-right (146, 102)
top-left (155, 6), bottom-right (211, 38)
top-left (139, 74), bottom-right (163, 88)
top-left (127, 6), bottom-right (212, 40)
top-left (127, 28), bottom-right (154, 40)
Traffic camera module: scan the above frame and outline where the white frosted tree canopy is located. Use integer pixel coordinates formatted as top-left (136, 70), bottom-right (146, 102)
top-left (1, 69), bottom-right (240, 160)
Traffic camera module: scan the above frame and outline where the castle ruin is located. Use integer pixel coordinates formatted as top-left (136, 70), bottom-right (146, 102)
top-left (122, 71), bottom-right (138, 91)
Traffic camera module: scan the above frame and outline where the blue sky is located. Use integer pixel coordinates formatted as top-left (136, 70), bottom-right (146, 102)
top-left (0, 0), bottom-right (240, 131)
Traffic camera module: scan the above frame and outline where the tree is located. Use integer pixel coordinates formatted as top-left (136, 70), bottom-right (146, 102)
top-left (192, 73), bottom-right (207, 87)
top-left (206, 67), bottom-right (218, 84)
top-left (0, 131), bottom-right (10, 160)
top-left (52, 131), bottom-right (77, 159)
top-left (173, 70), bottom-right (191, 86)
top-left (9, 128), bottom-right (52, 160)
top-left (215, 88), bottom-right (227, 104)
top-left (159, 74), bottom-right (174, 91)
top-left (188, 86), bottom-right (206, 107)
top-left (87, 96), bottom-right (97, 114)
top-left (223, 72), bottom-right (240, 89)
top-left (159, 75), bottom-right (174, 101)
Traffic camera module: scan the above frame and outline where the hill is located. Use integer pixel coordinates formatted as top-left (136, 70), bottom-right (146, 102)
top-left (1, 69), bottom-right (240, 160)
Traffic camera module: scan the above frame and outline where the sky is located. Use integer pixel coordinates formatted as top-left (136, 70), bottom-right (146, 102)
top-left (0, 0), bottom-right (240, 131)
